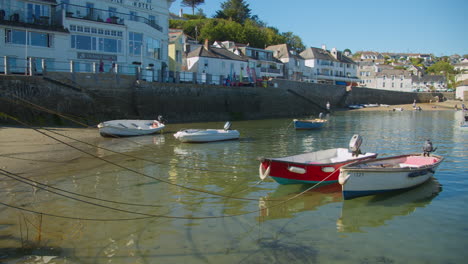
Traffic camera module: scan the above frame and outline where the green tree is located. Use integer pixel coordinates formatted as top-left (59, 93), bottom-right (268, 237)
top-left (281, 32), bottom-right (305, 53)
top-left (410, 58), bottom-right (424, 67)
top-left (426, 61), bottom-right (455, 75)
top-left (343, 48), bottom-right (352, 55)
top-left (181, 0), bottom-right (205, 15)
top-left (426, 61), bottom-right (457, 89)
top-left (214, 0), bottom-right (251, 24)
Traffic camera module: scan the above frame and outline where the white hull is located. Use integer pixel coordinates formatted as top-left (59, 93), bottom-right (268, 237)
top-left (339, 154), bottom-right (443, 199)
top-left (174, 129), bottom-right (240, 143)
top-left (98, 119), bottom-right (165, 137)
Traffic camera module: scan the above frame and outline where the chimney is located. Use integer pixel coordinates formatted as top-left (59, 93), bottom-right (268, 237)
top-left (321, 44), bottom-right (327, 51)
top-left (331, 47), bottom-right (338, 59)
top-left (204, 39), bottom-right (210, 50)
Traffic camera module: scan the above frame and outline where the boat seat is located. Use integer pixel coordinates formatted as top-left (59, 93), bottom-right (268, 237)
top-left (118, 123), bottom-right (127, 128)
top-left (399, 164), bottom-right (420, 168)
top-left (130, 123), bottom-right (142, 129)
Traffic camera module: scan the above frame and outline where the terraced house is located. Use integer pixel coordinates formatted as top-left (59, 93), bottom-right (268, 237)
top-left (0, 0), bottom-right (174, 80)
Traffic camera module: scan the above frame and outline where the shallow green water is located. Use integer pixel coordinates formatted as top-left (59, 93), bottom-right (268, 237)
top-left (1, 110), bottom-right (467, 263)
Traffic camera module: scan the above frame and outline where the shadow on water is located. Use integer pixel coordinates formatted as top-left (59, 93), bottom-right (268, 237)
top-left (0, 246), bottom-right (72, 263)
top-left (337, 178), bottom-right (442, 233)
top-left (257, 183), bottom-right (342, 222)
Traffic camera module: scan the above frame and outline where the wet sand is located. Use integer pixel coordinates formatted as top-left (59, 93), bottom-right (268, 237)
top-left (0, 127), bottom-right (100, 174)
top-left (348, 100), bottom-right (464, 112)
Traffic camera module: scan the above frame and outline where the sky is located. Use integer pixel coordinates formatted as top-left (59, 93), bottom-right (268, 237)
top-left (169, 0), bottom-right (468, 56)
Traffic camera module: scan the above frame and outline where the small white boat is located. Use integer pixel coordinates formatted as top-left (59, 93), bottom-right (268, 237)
top-left (347, 104), bottom-right (364, 109)
top-left (363, 104), bottom-right (379, 108)
top-left (98, 119), bottom-right (165, 137)
top-left (174, 122), bottom-right (240, 143)
top-left (339, 153), bottom-right (444, 200)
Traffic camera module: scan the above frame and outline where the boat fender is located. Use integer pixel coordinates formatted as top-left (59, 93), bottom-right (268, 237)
top-left (288, 166), bottom-right (306, 174)
top-left (259, 163), bottom-right (271, 180)
top-left (338, 173), bottom-right (350, 185)
top-left (321, 167), bottom-right (335, 173)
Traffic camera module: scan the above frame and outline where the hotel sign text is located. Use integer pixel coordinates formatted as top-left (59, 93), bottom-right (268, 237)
top-left (109, 0), bottom-right (154, 10)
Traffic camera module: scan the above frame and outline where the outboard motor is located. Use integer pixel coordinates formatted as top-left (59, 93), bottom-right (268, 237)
top-left (423, 139), bottom-right (437, 156)
top-left (157, 115), bottom-right (167, 124)
top-left (224, 121), bottom-right (232, 131)
top-left (319, 112), bottom-right (324, 119)
top-left (349, 134), bottom-right (363, 157)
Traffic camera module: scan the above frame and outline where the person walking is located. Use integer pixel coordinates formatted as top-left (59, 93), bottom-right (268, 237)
top-left (99, 60), bottom-right (104, 72)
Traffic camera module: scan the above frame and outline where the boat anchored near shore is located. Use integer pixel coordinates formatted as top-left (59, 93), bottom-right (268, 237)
top-left (339, 140), bottom-right (443, 200)
top-left (174, 121), bottom-right (240, 143)
top-left (259, 134), bottom-right (377, 184)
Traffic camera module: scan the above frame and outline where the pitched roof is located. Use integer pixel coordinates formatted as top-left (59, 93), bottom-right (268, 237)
top-left (375, 69), bottom-right (412, 77)
top-left (300, 47), bottom-right (356, 64)
top-left (265, 44), bottom-right (304, 61)
top-left (187, 46), bottom-right (247, 62)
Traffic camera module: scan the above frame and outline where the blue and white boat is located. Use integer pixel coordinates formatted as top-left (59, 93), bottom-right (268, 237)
top-left (293, 119), bottom-right (327, 129)
top-left (338, 154), bottom-right (444, 200)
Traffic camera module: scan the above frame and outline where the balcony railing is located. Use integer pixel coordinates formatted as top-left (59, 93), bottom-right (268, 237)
top-left (58, 3), bottom-right (163, 32)
top-left (260, 68), bottom-right (281, 74)
top-left (0, 3), bottom-right (64, 31)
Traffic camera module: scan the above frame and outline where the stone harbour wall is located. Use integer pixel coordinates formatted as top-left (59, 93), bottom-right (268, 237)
top-left (0, 74), bottom-right (453, 126)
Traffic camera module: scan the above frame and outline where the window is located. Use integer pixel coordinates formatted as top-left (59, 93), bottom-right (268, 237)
top-left (130, 11), bottom-right (138, 21)
top-left (27, 3), bottom-right (50, 23)
top-left (176, 50), bottom-right (181, 63)
top-left (146, 37), bottom-right (161, 59)
top-left (109, 7), bottom-right (117, 18)
top-left (98, 38), bottom-right (121, 53)
top-left (72, 35), bottom-right (95, 50)
top-left (30, 32), bottom-right (52, 47)
top-left (71, 34), bottom-right (121, 53)
top-left (6, 29), bottom-right (52, 47)
top-left (86, 3), bottom-right (94, 17)
top-left (129, 32), bottom-right (143, 56)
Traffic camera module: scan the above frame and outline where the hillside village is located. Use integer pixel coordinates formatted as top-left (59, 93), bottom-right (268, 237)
top-left (169, 28), bottom-right (468, 95)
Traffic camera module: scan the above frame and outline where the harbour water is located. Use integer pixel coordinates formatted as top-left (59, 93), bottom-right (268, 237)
top-left (0, 110), bottom-right (467, 263)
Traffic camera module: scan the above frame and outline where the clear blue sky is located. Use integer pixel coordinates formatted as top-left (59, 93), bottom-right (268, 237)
top-left (170, 0), bottom-right (468, 56)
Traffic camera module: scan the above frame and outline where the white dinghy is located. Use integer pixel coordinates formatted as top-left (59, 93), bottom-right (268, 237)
top-left (98, 118), bottom-right (165, 137)
top-left (174, 122), bottom-right (240, 143)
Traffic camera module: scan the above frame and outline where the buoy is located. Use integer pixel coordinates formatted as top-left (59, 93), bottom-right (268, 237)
top-left (259, 163), bottom-right (271, 180)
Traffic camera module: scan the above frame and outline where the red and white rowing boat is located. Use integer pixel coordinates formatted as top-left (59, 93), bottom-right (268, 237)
top-left (259, 135), bottom-right (377, 185)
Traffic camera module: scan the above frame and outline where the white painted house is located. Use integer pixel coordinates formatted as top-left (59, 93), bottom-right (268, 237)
top-left (0, 0), bottom-right (174, 80)
top-left (186, 40), bottom-right (248, 84)
top-left (266, 44), bottom-right (310, 81)
top-left (375, 69), bottom-right (413, 92)
top-left (301, 46), bottom-right (359, 85)
top-left (214, 41), bottom-right (283, 80)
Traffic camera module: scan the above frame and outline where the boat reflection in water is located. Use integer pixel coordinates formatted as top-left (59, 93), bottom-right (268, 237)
top-left (336, 178), bottom-right (442, 233)
top-left (96, 134), bottom-right (165, 156)
top-left (258, 183), bottom-right (342, 222)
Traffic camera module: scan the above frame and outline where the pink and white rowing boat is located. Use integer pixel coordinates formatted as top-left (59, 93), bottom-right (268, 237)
top-left (338, 153), bottom-right (444, 200)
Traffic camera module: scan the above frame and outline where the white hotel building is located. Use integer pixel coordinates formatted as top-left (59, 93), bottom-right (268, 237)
top-left (0, 0), bottom-right (174, 79)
